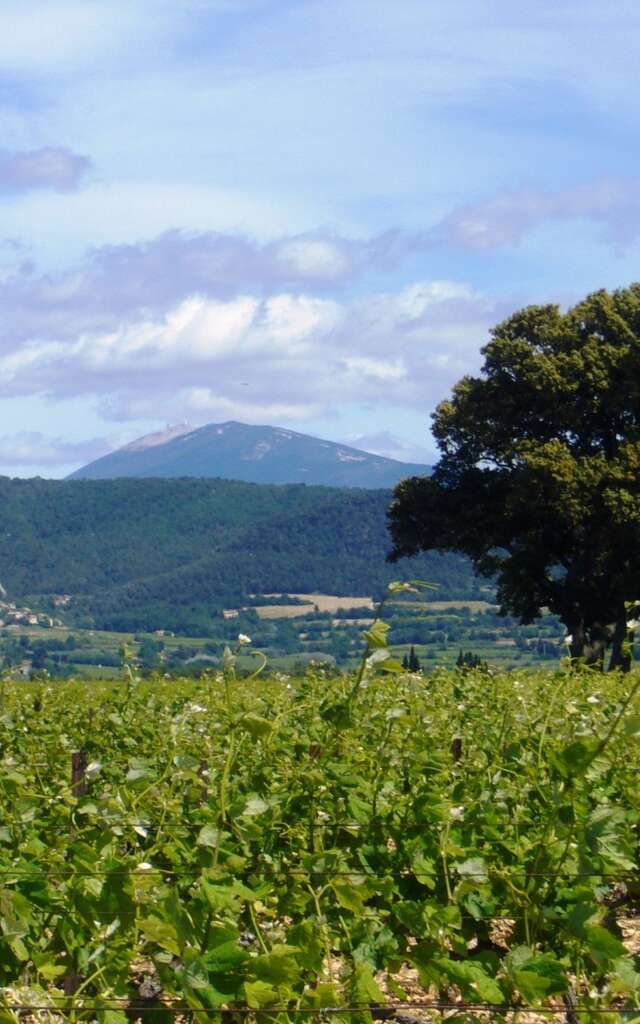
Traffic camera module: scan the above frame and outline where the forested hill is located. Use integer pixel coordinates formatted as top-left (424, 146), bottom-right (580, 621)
top-left (0, 476), bottom-right (479, 633)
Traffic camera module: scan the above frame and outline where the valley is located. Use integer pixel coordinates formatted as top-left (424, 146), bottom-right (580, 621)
top-left (0, 589), bottom-right (565, 680)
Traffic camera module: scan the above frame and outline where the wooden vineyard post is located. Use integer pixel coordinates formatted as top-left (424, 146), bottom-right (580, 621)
top-left (62, 972), bottom-right (83, 997)
top-left (451, 736), bottom-right (463, 764)
top-left (71, 751), bottom-right (87, 798)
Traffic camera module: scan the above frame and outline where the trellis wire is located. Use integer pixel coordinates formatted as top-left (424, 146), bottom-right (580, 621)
top-left (0, 867), bottom-right (635, 878)
top-left (0, 1000), bottom-right (639, 1016)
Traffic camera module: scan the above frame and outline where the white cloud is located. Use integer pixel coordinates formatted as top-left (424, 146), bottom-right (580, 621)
top-left (275, 239), bottom-right (351, 280)
top-left (83, 295), bottom-right (260, 369)
top-left (0, 147), bottom-right (91, 193)
top-left (432, 179), bottom-right (640, 251)
top-left (345, 431), bottom-right (432, 465)
top-left (0, 431), bottom-right (113, 467)
top-left (0, 278), bottom-right (496, 427)
top-left (66, 292), bottom-right (341, 373)
top-left (0, 2), bottom-right (152, 74)
top-left (342, 356), bottom-right (406, 382)
top-left (109, 388), bottom-right (323, 424)
top-left (393, 281), bottom-right (478, 318)
top-left (2, 184), bottom-right (313, 260)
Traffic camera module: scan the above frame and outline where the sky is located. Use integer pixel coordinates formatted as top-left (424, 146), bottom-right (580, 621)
top-left (2, 0), bottom-right (640, 476)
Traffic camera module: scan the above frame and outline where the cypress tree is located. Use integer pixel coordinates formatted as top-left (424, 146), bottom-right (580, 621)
top-left (408, 645), bottom-right (421, 672)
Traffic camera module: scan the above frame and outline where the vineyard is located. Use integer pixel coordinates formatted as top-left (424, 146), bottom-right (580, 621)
top-left (1, 661), bottom-right (640, 1023)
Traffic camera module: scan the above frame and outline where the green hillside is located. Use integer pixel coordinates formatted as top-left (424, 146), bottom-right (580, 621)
top-left (0, 476), bottom-right (480, 633)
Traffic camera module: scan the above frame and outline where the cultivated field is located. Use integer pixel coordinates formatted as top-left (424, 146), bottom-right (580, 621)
top-left (403, 600), bottom-right (496, 612)
top-left (254, 605), bottom-right (318, 619)
top-left (0, 665), bottom-right (639, 1020)
top-left (250, 594), bottom-right (376, 620)
top-left (0, 586), bottom-right (567, 680)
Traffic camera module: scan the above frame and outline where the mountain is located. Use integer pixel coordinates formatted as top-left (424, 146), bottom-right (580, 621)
top-left (67, 421), bottom-right (430, 487)
top-left (0, 476), bottom-right (477, 634)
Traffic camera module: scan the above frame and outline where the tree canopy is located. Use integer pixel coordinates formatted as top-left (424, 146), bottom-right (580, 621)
top-left (388, 284), bottom-right (640, 670)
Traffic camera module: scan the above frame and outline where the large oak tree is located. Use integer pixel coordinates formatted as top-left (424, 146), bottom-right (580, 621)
top-left (388, 284), bottom-right (640, 670)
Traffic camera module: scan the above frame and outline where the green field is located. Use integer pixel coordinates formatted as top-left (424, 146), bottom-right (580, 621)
top-left (0, 665), bottom-right (639, 1020)
top-left (0, 592), bottom-right (567, 680)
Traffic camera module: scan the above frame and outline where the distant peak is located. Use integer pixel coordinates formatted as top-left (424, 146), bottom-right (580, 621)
top-left (124, 422), bottom-right (192, 451)
top-left (68, 417), bottom-right (432, 485)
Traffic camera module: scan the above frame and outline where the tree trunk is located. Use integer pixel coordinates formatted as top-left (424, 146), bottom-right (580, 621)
top-left (608, 610), bottom-right (632, 672)
top-left (568, 620), bottom-right (612, 671)
top-left (583, 632), bottom-right (607, 670)
top-left (568, 621), bottom-right (587, 662)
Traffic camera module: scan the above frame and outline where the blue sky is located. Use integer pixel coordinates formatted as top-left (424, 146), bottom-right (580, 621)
top-left (2, 0), bottom-right (640, 475)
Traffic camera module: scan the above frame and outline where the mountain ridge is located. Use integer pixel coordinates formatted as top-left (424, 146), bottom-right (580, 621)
top-left (68, 421), bottom-right (431, 487)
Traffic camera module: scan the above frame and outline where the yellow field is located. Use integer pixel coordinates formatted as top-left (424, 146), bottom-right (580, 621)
top-left (254, 604), bottom-right (317, 619)
top-left (252, 593), bottom-right (376, 619)
top-left (391, 599), bottom-right (497, 612)
top-left (283, 593), bottom-right (375, 611)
